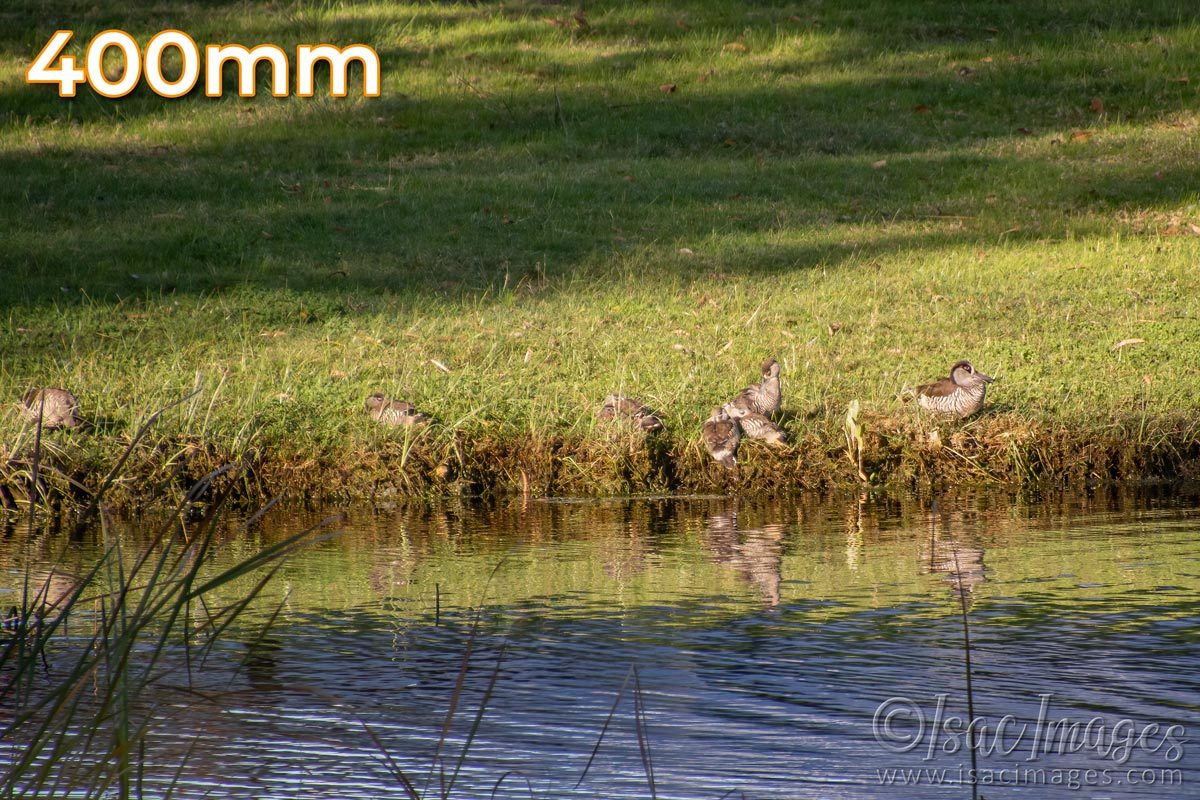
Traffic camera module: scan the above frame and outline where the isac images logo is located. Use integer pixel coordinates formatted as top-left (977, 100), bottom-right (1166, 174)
top-left (873, 693), bottom-right (1188, 790)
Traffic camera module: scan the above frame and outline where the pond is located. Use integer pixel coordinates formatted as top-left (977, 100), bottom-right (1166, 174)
top-left (3, 490), bottom-right (1199, 798)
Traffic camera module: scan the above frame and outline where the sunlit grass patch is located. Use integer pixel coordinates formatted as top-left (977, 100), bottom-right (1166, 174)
top-left (2, 1), bottom-right (1200, 503)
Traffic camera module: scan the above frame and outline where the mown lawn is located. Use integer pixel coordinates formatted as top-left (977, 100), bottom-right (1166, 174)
top-left (2, 0), bottom-right (1200, 501)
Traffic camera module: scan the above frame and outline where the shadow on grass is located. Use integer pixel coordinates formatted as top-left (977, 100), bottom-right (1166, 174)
top-left (1, 0), bottom-right (1198, 309)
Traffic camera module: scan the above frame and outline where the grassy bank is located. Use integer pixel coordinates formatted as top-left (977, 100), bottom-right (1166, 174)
top-left (3, 1), bottom-right (1200, 506)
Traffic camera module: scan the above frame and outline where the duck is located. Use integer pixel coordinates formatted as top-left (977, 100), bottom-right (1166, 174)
top-left (364, 393), bottom-right (432, 425)
top-left (915, 361), bottom-right (994, 419)
top-left (729, 358), bottom-right (781, 418)
top-left (21, 388), bottom-right (81, 429)
top-left (702, 407), bottom-right (740, 469)
top-left (597, 393), bottom-right (663, 432)
top-left (723, 403), bottom-right (787, 446)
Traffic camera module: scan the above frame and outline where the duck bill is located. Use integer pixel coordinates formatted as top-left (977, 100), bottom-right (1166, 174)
top-left (978, 372), bottom-right (995, 384)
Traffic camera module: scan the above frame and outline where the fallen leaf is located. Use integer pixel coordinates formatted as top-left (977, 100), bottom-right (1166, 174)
top-left (1171, 76), bottom-right (1190, 83)
top-left (1070, 129), bottom-right (1094, 142)
top-left (1111, 338), bottom-right (1145, 350)
top-left (659, 83), bottom-right (677, 93)
top-left (914, 104), bottom-right (932, 113)
top-left (429, 359), bottom-right (451, 373)
top-left (1090, 98), bottom-right (1105, 113)
top-left (722, 42), bottom-right (748, 53)
top-left (872, 159), bottom-right (888, 169)
top-left (980, 56), bottom-right (994, 63)
top-left (678, 247), bottom-right (695, 255)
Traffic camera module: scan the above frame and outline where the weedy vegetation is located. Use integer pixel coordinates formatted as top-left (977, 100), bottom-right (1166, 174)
top-left (0, 402), bottom-right (342, 798)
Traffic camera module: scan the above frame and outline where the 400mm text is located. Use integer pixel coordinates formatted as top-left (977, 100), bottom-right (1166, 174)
top-left (27, 30), bottom-right (381, 99)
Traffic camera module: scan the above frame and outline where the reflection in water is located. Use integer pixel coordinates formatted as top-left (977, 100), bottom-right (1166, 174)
top-left (923, 539), bottom-right (987, 599)
top-left (703, 502), bottom-right (784, 607)
top-left (242, 635), bottom-right (285, 695)
top-left (2, 489), bottom-right (1199, 799)
top-left (920, 507), bottom-right (988, 605)
top-left (3, 568), bottom-right (81, 630)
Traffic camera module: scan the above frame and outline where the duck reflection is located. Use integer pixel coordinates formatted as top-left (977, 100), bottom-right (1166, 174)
top-left (4, 569), bottom-right (82, 631)
top-left (600, 501), bottom-right (676, 582)
top-left (703, 504), bottom-right (784, 608)
top-left (921, 536), bottom-right (986, 605)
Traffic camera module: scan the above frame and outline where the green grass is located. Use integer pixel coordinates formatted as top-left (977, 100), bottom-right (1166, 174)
top-left (3, 0), bottom-right (1200, 502)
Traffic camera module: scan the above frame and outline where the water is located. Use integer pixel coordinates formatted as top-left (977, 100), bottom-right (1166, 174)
top-left (3, 490), bottom-right (1199, 798)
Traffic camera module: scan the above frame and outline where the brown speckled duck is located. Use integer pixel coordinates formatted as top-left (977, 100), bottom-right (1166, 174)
top-left (21, 388), bottom-right (81, 429)
top-left (729, 358), bottom-right (781, 418)
top-left (365, 393), bottom-right (432, 425)
top-left (597, 393), bottom-right (663, 432)
top-left (916, 361), bottom-right (994, 419)
top-left (724, 403), bottom-right (787, 446)
top-left (702, 407), bottom-right (740, 469)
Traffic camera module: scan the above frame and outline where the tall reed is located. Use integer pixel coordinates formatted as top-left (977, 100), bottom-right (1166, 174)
top-left (1, 394), bottom-right (339, 799)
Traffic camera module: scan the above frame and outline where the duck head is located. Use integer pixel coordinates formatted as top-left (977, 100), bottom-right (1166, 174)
top-left (636, 409), bottom-right (663, 431)
top-left (950, 361), bottom-right (994, 388)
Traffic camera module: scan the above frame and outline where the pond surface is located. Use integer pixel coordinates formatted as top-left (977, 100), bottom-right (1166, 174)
top-left (3, 490), bottom-right (1200, 799)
